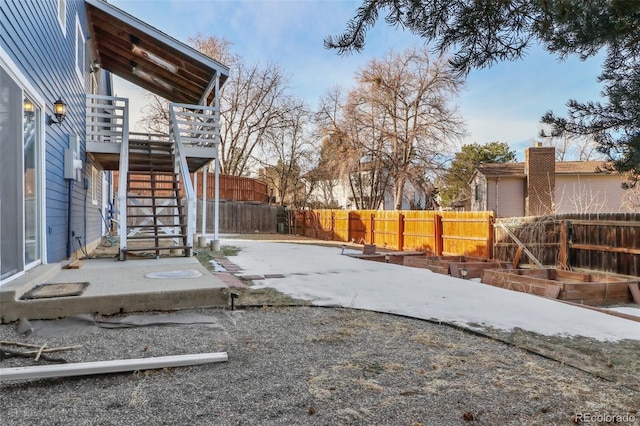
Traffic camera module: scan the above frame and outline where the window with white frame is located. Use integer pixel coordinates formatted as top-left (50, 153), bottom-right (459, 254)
top-left (57, 0), bottom-right (67, 36)
top-left (75, 15), bottom-right (86, 84)
top-left (475, 183), bottom-right (483, 202)
top-left (91, 166), bottom-right (98, 205)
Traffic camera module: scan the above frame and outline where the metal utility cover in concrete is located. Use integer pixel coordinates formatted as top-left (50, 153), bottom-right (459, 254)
top-left (145, 270), bottom-right (203, 279)
top-left (20, 282), bottom-right (89, 300)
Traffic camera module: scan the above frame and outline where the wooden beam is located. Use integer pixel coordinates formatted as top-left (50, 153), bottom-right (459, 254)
top-left (495, 222), bottom-right (544, 268)
top-left (570, 243), bottom-right (640, 255)
top-left (629, 283), bottom-right (640, 305)
top-left (0, 352), bottom-right (228, 382)
top-left (513, 246), bottom-right (523, 269)
top-left (570, 219), bottom-right (640, 228)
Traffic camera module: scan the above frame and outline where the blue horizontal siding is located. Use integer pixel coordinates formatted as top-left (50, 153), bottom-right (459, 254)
top-left (2, 0), bottom-right (109, 262)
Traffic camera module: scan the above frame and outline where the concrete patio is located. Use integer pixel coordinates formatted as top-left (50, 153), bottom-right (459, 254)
top-left (0, 257), bottom-right (231, 323)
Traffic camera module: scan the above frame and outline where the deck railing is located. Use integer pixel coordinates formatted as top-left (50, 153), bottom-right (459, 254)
top-left (86, 94), bottom-right (128, 144)
top-left (169, 102), bottom-right (221, 247)
top-left (86, 94), bottom-right (220, 254)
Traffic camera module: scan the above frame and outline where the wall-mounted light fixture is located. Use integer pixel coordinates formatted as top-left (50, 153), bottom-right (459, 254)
top-left (90, 60), bottom-right (101, 73)
top-left (23, 99), bottom-right (35, 122)
top-left (48, 98), bottom-right (67, 126)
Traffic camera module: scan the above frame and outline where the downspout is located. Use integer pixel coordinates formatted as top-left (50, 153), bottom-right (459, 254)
top-left (495, 177), bottom-right (500, 216)
top-left (84, 174), bottom-right (88, 254)
top-left (66, 180), bottom-right (74, 258)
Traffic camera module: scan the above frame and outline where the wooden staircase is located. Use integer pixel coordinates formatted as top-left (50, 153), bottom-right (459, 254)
top-left (120, 138), bottom-right (191, 259)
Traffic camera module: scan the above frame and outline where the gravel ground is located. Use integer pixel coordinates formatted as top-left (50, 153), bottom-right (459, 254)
top-left (1, 306), bottom-right (638, 425)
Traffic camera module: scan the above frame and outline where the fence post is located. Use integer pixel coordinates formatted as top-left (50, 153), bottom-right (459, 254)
top-left (331, 211), bottom-right (335, 242)
top-left (559, 220), bottom-right (570, 270)
top-left (347, 211), bottom-right (353, 243)
top-left (398, 213), bottom-right (405, 251)
top-left (487, 215), bottom-right (494, 259)
top-left (370, 213), bottom-right (375, 244)
top-left (434, 214), bottom-right (443, 256)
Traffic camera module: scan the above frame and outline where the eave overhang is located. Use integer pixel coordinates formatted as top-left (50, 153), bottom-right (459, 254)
top-left (85, 0), bottom-right (229, 105)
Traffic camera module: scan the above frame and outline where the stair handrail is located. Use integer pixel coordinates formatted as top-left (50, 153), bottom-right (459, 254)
top-left (169, 103), bottom-right (198, 250)
top-left (117, 98), bottom-right (130, 256)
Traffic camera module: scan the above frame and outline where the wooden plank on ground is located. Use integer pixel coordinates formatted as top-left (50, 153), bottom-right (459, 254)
top-left (0, 352), bottom-right (228, 382)
top-left (63, 260), bottom-right (82, 269)
top-left (558, 300), bottom-right (640, 322)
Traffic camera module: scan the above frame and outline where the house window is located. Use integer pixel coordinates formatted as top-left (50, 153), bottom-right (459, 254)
top-left (57, 0), bottom-right (67, 36)
top-left (0, 61), bottom-right (43, 281)
top-left (91, 166), bottom-right (98, 205)
top-left (475, 183), bottom-right (483, 202)
top-left (75, 15), bottom-right (86, 84)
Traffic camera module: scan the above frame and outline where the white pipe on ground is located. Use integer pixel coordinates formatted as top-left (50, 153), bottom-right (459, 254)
top-left (0, 352), bottom-right (228, 381)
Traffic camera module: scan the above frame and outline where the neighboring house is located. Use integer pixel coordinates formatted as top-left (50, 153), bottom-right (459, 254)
top-left (469, 144), bottom-right (635, 217)
top-left (305, 166), bottom-right (433, 210)
top-left (1, 0), bottom-right (228, 284)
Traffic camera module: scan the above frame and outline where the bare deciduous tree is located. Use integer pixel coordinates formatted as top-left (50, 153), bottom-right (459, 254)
top-left (140, 35), bottom-right (294, 177)
top-left (316, 47), bottom-right (466, 209)
top-left (256, 96), bottom-right (316, 208)
top-left (536, 134), bottom-right (604, 162)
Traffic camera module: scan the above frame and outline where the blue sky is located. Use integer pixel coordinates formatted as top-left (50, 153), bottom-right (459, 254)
top-left (111, 0), bottom-right (605, 157)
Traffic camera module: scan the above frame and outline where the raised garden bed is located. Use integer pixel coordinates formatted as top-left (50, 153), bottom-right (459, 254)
top-left (403, 255), bottom-right (506, 278)
top-left (482, 268), bottom-right (638, 306)
top-left (345, 244), bottom-right (425, 264)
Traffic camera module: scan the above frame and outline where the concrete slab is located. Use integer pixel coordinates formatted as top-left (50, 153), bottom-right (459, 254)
top-left (0, 257), bottom-right (229, 323)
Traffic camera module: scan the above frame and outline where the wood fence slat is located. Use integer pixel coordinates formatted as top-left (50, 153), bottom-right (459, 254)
top-left (494, 213), bottom-right (640, 276)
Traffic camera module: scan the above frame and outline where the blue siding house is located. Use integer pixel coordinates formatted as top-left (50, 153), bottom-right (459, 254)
top-left (0, 0), bottom-right (228, 284)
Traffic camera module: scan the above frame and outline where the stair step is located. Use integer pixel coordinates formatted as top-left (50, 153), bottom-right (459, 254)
top-left (128, 161), bottom-right (174, 166)
top-left (129, 140), bottom-right (172, 145)
top-left (127, 195), bottom-right (180, 199)
top-left (127, 214), bottom-right (185, 218)
top-left (127, 224), bottom-right (186, 229)
top-left (128, 177), bottom-right (178, 182)
top-left (128, 167), bottom-right (175, 172)
top-left (129, 141), bottom-right (172, 146)
top-left (127, 154), bottom-right (172, 158)
top-left (127, 234), bottom-right (187, 240)
top-left (128, 151), bottom-right (172, 157)
top-left (121, 245), bottom-right (191, 252)
top-left (128, 162), bottom-right (174, 167)
top-left (129, 151), bottom-right (173, 156)
top-left (127, 190), bottom-right (181, 194)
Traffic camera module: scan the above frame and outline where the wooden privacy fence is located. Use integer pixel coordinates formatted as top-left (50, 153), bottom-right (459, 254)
top-left (494, 213), bottom-right (640, 277)
top-left (196, 200), bottom-right (278, 234)
top-left (294, 210), bottom-right (639, 277)
top-left (194, 174), bottom-right (269, 202)
top-left (115, 172), bottom-right (269, 202)
top-left (292, 210), bottom-right (494, 258)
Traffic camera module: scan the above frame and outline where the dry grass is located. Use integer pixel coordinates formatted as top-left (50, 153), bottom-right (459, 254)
top-left (216, 233), bottom-right (640, 396)
top-left (300, 308), bottom-right (638, 424)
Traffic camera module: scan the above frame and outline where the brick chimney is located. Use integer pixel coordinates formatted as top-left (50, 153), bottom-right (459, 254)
top-left (525, 143), bottom-right (555, 216)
